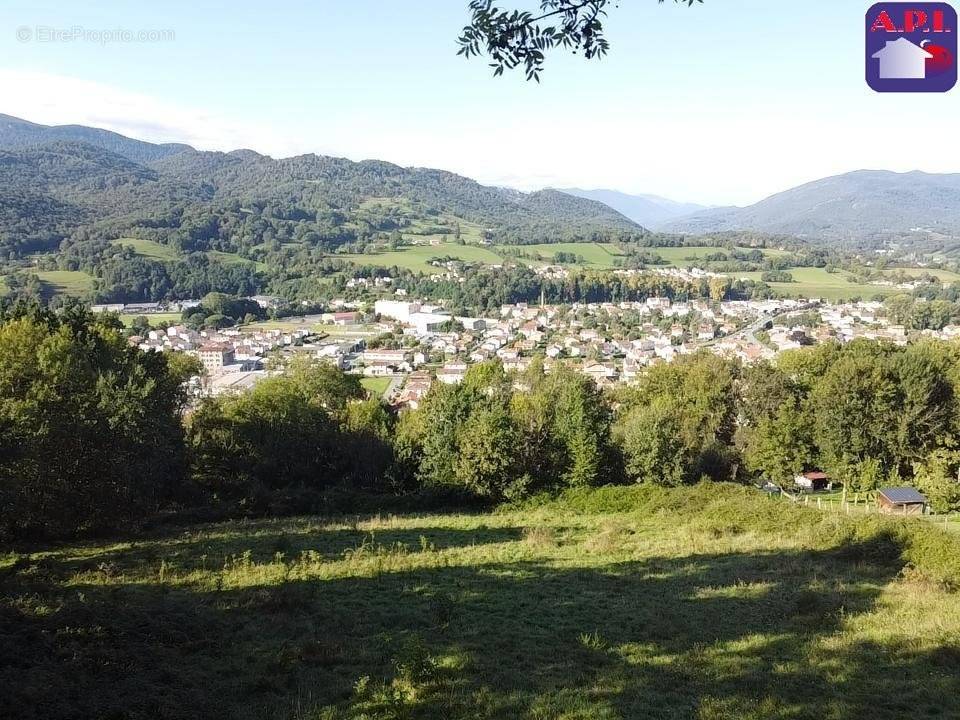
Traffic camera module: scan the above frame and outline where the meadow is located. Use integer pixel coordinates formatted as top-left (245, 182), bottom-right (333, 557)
top-left (2, 484), bottom-right (959, 720)
top-left (359, 376), bottom-right (393, 395)
top-left (727, 267), bottom-right (893, 302)
top-left (111, 238), bottom-right (180, 262)
top-left (34, 270), bottom-right (95, 297)
top-left (498, 242), bottom-right (625, 268)
top-left (118, 312), bottom-right (184, 328)
top-left (336, 244), bottom-right (506, 274)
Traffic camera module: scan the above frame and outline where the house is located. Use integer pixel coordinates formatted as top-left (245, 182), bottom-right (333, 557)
top-left (333, 312), bottom-right (361, 326)
top-left (436, 363), bottom-right (467, 385)
top-left (197, 343), bottom-right (235, 373)
top-left (871, 38), bottom-right (933, 80)
top-left (877, 487), bottom-right (928, 516)
top-left (794, 471), bottom-right (831, 492)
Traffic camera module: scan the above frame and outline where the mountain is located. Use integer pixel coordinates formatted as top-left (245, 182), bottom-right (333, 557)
top-left (0, 114), bottom-right (194, 164)
top-left (0, 115), bottom-right (644, 274)
top-left (557, 188), bottom-right (708, 228)
top-left (661, 170), bottom-right (960, 246)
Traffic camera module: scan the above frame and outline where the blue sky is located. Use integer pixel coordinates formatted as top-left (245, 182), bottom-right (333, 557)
top-left (1, 0), bottom-right (958, 205)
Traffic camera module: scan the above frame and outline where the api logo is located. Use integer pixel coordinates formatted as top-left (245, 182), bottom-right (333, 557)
top-left (866, 3), bottom-right (957, 92)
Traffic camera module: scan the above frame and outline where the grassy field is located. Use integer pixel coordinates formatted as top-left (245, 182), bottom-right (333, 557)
top-left (360, 376), bottom-right (393, 395)
top-left (118, 312), bottom-right (184, 328)
top-left (3, 484), bottom-right (959, 720)
top-left (337, 243), bottom-right (505, 273)
top-left (728, 267), bottom-right (893, 301)
top-left (500, 242), bottom-right (625, 268)
top-left (898, 267), bottom-right (960, 283)
top-left (34, 270), bottom-right (95, 296)
top-left (111, 238), bottom-right (180, 262)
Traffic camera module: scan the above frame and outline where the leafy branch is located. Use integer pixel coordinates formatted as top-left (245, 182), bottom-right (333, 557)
top-left (457, 0), bottom-right (703, 82)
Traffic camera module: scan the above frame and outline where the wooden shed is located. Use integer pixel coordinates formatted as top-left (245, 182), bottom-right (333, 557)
top-left (794, 471), bottom-right (831, 492)
top-left (877, 487), bottom-right (928, 516)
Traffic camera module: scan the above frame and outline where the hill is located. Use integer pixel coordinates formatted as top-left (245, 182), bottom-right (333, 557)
top-left (0, 115), bottom-right (643, 268)
top-left (0, 113), bottom-right (193, 164)
top-left (558, 187), bottom-right (708, 228)
top-left (663, 170), bottom-right (960, 247)
top-left (2, 483), bottom-right (958, 720)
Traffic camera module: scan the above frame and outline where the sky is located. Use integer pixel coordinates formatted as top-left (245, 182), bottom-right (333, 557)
top-left (0, 0), bottom-right (958, 206)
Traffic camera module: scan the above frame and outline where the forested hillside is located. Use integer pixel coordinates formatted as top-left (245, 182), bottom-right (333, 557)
top-left (0, 117), bottom-right (644, 304)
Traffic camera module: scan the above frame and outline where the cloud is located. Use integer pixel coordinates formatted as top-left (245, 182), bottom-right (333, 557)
top-left (0, 69), bottom-right (308, 157)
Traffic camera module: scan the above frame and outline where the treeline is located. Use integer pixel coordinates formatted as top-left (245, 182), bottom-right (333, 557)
top-left (389, 265), bottom-right (772, 315)
top-left (4, 307), bottom-right (960, 541)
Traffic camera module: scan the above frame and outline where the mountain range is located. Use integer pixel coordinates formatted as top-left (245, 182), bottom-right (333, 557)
top-left (555, 188), bottom-right (709, 228)
top-left (0, 114), bottom-right (642, 262)
top-left (4, 113), bottom-right (960, 263)
top-left (659, 170), bottom-right (960, 246)
top-left (0, 114), bottom-right (193, 164)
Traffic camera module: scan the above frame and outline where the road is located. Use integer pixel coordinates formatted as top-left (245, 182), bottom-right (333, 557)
top-left (703, 302), bottom-right (821, 349)
top-left (384, 374), bottom-right (404, 401)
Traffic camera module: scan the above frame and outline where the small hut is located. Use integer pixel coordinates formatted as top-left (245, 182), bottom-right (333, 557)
top-left (794, 471), bottom-right (831, 492)
top-left (877, 487), bottom-right (928, 516)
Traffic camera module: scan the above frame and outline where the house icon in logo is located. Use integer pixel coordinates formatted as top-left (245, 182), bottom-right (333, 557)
top-left (871, 37), bottom-right (934, 79)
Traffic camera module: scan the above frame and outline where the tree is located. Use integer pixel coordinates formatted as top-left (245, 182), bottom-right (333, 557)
top-left (616, 396), bottom-right (688, 486)
top-left (913, 450), bottom-right (960, 514)
top-left (458, 0), bottom-right (703, 81)
top-left (742, 403), bottom-right (815, 487)
top-left (186, 360), bottom-right (370, 512)
top-left (615, 353), bottom-right (738, 485)
top-left (0, 306), bottom-right (190, 539)
top-left (455, 404), bottom-right (520, 499)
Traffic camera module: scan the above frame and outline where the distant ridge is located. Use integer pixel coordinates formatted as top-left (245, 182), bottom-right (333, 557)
top-left (661, 170), bottom-right (960, 245)
top-left (0, 113), bottom-right (194, 164)
top-left (557, 188), bottom-right (708, 229)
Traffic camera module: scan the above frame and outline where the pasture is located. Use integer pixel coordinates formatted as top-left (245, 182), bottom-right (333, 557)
top-left (34, 270), bottom-right (95, 296)
top-left (3, 484), bottom-right (959, 720)
top-left (727, 267), bottom-right (893, 302)
top-left (111, 238), bottom-right (180, 262)
top-left (336, 243), bottom-right (505, 274)
top-left (499, 242), bottom-right (625, 268)
top-left (359, 376), bottom-right (392, 395)
top-left (118, 312), bottom-right (185, 328)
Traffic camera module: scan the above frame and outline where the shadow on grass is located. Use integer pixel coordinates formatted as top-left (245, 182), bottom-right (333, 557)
top-left (43, 524), bottom-right (526, 576)
top-left (2, 531), bottom-right (958, 720)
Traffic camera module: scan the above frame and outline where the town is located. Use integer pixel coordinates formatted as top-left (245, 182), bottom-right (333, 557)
top-left (93, 270), bottom-right (949, 410)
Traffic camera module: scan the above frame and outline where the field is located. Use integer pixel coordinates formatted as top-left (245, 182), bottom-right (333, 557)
top-left (34, 270), bottom-right (95, 296)
top-left (3, 484), bottom-right (959, 720)
top-left (111, 238), bottom-right (180, 262)
top-left (728, 267), bottom-right (893, 302)
top-left (499, 242), bottom-right (625, 268)
top-left (899, 267), bottom-right (960, 283)
top-left (118, 312), bottom-right (184, 328)
top-left (360, 376), bottom-right (392, 395)
top-left (337, 243), bottom-right (505, 273)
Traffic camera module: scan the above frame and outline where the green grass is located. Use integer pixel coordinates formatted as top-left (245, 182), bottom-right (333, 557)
top-left (0, 276), bottom-right (8, 295)
top-left (208, 250), bottom-right (269, 271)
top-left (111, 237), bottom-right (179, 261)
top-left (499, 242), bottom-right (625, 268)
top-left (360, 377), bottom-right (392, 395)
top-left (119, 312), bottom-right (184, 328)
top-left (3, 484), bottom-right (959, 720)
top-left (727, 267), bottom-right (893, 301)
top-left (337, 243), bottom-right (506, 273)
top-left (897, 267), bottom-right (960, 283)
top-left (33, 270), bottom-right (95, 296)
